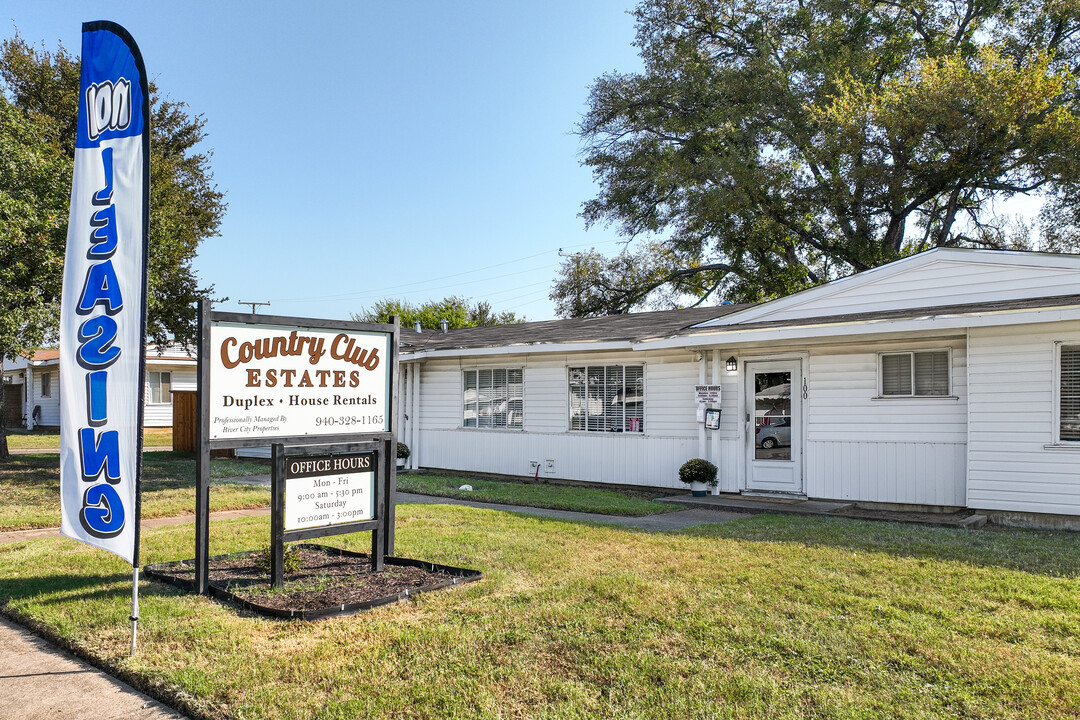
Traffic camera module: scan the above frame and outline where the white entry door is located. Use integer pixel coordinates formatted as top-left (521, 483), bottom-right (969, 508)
top-left (745, 359), bottom-right (803, 494)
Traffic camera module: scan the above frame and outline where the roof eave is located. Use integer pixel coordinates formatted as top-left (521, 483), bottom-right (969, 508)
top-left (640, 304), bottom-right (1080, 350)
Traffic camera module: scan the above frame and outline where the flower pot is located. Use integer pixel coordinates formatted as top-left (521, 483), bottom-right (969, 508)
top-left (690, 480), bottom-right (708, 497)
top-left (396, 457), bottom-right (406, 471)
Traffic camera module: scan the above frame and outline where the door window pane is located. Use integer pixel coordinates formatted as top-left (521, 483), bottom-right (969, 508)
top-left (754, 371), bottom-right (791, 460)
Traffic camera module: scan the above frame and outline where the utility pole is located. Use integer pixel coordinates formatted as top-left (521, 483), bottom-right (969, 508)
top-left (239, 301), bottom-right (270, 315)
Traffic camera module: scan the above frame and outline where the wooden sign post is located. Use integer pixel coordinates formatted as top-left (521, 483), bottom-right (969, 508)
top-left (194, 300), bottom-right (399, 594)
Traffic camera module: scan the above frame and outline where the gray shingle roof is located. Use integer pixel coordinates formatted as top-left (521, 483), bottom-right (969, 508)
top-left (399, 305), bottom-right (752, 352)
top-left (399, 293), bottom-right (1080, 354)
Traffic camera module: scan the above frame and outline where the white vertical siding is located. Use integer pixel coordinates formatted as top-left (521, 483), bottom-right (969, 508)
top-left (143, 364), bottom-right (196, 427)
top-left (418, 429), bottom-right (698, 488)
top-left (803, 340), bottom-right (967, 506)
top-left (410, 339), bottom-right (970, 503)
top-left (968, 322), bottom-right (1080, 515)
top-left (32, 367), bottom-right (61, 426)
top-left (413, 349), bottom-right (703, 488)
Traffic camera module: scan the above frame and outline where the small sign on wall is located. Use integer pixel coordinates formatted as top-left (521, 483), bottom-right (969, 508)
top-left (695, 385), bottom-right (722, 404)
top-left (704, 408), bottom-right (721, 430)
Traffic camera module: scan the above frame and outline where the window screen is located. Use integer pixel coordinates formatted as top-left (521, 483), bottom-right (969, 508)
top-left (149, 371), bottom-right (171, 404)
top-left (881, 351), bottom-right (948, 397)
top-left (462, 369), bottom-right (522, 429)
top-left (40, 372), bottom-right (51, 398)
top-left (567, 365), bottom-right (644, 432)
top-left (1061, 346), bottom-right (1080, 442)
top-left (881, 354), bottom-right (911, 396)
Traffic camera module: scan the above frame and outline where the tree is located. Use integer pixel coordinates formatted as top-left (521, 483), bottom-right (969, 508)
top-left (0, 95), bottom-right (70, 457)
top-left (556, 0), bottom-right (1080, 316)
top-left (352, 296), bottom-right (524, 329)
top-left (0, 35), bottom-right (226, 458)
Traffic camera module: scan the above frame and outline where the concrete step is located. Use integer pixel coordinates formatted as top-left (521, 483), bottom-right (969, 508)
top-left (658, 493), bottom-right (853, 515)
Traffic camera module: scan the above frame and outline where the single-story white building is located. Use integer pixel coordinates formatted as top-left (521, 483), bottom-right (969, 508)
top-left (397, 248), bottom-right (1080, 526)
top-left (2, 346), bottom-right (196, 429)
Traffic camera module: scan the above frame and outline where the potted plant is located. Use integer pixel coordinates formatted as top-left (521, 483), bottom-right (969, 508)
top-left (679, 458), bottom-right (718, 497)
top-left (396, 442), bottom-right (410, 471)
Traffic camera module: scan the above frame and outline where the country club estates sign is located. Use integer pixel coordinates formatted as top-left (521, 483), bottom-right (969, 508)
top-left (209, 320), bottom-right (391, 441)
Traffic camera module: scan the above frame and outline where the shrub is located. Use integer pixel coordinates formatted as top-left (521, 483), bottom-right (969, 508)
top-left (397, 442), bottom-right (411, 460)
top-left (256, 544), bottom-right (302, 575)
top-left (678, 458), bottom-right (718, 486)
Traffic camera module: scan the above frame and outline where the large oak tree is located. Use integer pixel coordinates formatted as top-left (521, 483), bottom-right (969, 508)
top-left (553, 0), bottom-right (1080, 316)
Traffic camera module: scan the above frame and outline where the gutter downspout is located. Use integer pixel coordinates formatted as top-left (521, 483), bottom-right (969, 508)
top-left (25, 366), bottom-right (34, 430)
top-left (409, 360), bottom-right (420, 470)
top-left (697, 352), bottom-right (707, 467)
top-left (711, 348), bottom-right (721, 493)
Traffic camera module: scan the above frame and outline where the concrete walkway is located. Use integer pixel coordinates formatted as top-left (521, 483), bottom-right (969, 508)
top-left (397, 491), bottom-right (745, 530)
top-left (0, 616), bottom-right (185, 720)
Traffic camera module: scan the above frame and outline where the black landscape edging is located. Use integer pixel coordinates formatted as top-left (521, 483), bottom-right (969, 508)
top-left (143, 543), bottom-right (482, 620)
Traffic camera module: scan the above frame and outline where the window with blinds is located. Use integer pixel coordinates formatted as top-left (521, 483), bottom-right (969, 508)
top-left (880, 350), bottom-right (949, 397)
top-left (1060, 345), bottom-right (1080, 442)
top-left (462, 369), bottom-right (523, 429)
top-left (568, 364), bottom-right (644, 432)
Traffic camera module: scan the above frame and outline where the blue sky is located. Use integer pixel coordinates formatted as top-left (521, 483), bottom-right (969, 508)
top-left (7, 1), bottom-right (644, 322)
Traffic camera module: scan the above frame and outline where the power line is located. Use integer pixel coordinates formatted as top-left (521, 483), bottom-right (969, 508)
top-left (282, 265), bottom-right (554, 304)
top-left (267, 239), bottom-right (621, 304)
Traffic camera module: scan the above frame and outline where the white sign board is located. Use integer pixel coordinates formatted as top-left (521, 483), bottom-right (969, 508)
top-left (284, 453), bottom-right (375, 531)
top-left (209, 322), bottom-right (391, 441)
top-left (695, 385), bottom-right (722, 404)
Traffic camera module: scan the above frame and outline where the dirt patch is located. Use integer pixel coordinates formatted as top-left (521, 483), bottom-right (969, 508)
top-left (145, 545), bottom-right (480, 618)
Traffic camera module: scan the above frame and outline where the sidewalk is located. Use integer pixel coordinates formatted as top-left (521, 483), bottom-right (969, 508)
top-left (0, 616), bottom-right (186, 720)
top-left (397, 491), bottom-right (746, 530)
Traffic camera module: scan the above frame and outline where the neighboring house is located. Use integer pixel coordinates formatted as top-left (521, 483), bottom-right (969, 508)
top-left (397, 248), bottom-right (1080, 526)
top-left (1, 346), bottom-right (196, 429)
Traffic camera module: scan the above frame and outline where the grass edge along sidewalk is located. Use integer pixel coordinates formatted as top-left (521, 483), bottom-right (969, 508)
top-left (1, 510), bottom-right (1078, 719)
top-left (396, 472), bottom-right (672, 517)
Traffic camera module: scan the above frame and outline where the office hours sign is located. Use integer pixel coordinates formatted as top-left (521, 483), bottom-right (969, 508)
top-left (208, 321), bottom-right (391, 441)
top-left (284, 453), bottom-right (375, 531)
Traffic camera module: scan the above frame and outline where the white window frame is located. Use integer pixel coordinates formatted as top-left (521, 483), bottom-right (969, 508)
top-left (148, 370), bottom-right (172, 405)
top-left (461, 367), bottom-right (524, 430)
top-left (39, 371), bottom-right (52, 398)
top-left (1054, 342), bottom-right (1080, 445)
top-left (567, 363), bottom-right (646, 434)
top-left (876, 349), bottom-right (952, 398)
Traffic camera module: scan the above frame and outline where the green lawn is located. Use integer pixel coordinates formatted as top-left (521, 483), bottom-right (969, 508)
top-left (1, 510), bottom-right (1077, 719)
top-left (0, 452), bottom-right (269, 530)
top-left (6, 427), bottom-right (173, 450)
top-left (397, 472), bottom-right (671, 516)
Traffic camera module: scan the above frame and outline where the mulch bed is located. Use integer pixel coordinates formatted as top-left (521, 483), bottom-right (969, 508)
top-left (144, 544), bottom-right (481, 620)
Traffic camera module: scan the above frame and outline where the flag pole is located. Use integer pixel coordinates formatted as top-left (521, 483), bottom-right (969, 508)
top-left (130, 566), bottom-right (139, 654)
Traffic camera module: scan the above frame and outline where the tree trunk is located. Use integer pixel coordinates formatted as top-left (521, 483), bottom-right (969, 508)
top-left (0, 373), bottom-right (8, 461)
